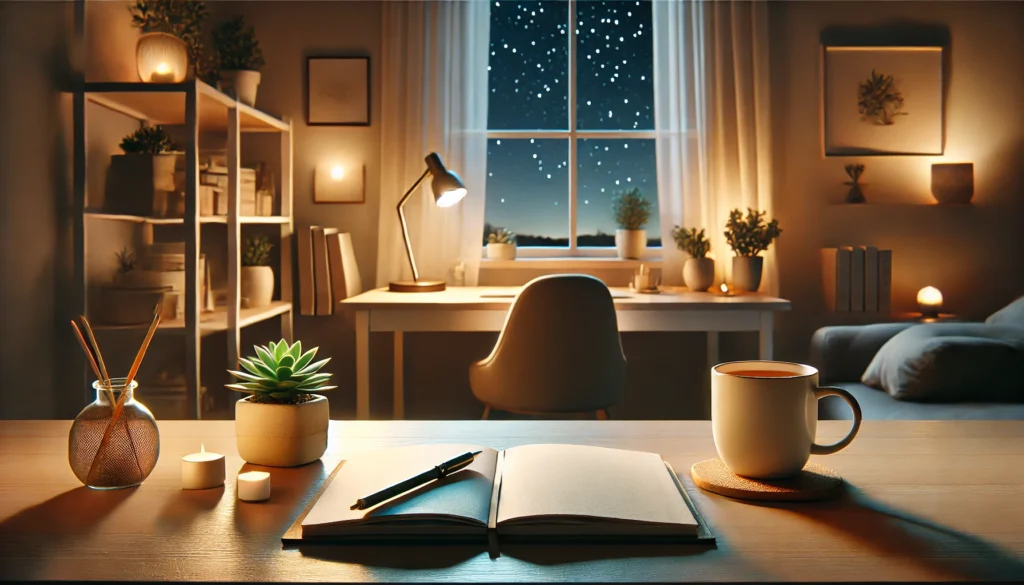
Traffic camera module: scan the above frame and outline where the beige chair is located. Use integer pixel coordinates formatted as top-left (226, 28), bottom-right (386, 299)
top-left (469, 274), bottom-right (627, 419)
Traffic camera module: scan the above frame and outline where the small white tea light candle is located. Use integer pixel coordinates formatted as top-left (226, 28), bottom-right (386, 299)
top-left (917, 286), bottom-right (943, 317)
top-left (181, 444), bottom-right (225, 490)
top-left (237, 471), bottom-right (271, 502)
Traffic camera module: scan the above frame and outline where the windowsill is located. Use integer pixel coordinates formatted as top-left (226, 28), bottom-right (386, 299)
top-left (480, 257), bottom-right (663, 270)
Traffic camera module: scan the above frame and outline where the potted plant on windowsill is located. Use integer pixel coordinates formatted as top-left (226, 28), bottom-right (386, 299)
top-left (612, 188), bottom-right (651, 260)
top-left (213, 16), bottom-right (265, 107)
top-left (724, 208), bottom-right (782, 292)
top-left (486, 227), bottom-right (517, 261)
top-left (241, 235), bottom-right (274, 307)
top-left (673, 226), bottom-right (714, 292)
top-left (228, 339), bottom-right (336, 467)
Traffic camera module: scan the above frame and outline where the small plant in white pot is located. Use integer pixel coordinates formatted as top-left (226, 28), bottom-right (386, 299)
top-left (241, 235), bottom-right (274, 307)
top-left (213, 16), bottom-right (264, 106)
top-left (228, 339), bottom-right (336, 467)
top-left (724, 208), bottom-right (782, 292)
top-left (612, 188), bottom-right (651, 259)
top-left (486, 227), bottom-right (517, 260)
top-left (107, 126), bottom-right (180, 216)
top-left (673, 226), bottom-right (715, 292)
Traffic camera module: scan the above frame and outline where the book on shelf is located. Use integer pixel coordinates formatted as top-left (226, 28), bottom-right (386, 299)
top-left (864, 246), bottom-right (879, 312)
top-left (878, 250), bottom-right (893, 314)
top-left (297, 226), bottom-right (315, 316)
top-left (311, 227), bottom-right (337, 316)
top-left (284, 443), bottom-right (712, 545)
top-left (821, 248), bottom-right (851, 312)
top-left (327, 231), bottom-right (363, 303)
top-left (848, 246), bottom-right (865, 312)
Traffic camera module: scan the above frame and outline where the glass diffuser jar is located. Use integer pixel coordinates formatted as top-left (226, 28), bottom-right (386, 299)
top-left (68, 378), bottom-right (160, 489)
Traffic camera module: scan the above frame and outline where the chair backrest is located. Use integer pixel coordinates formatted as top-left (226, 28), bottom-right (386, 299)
top-left (469, 274), bottom-right (627, 413)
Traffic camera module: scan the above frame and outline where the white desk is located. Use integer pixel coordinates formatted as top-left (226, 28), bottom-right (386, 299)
top-left (340, 286), bottom-right (791, 420)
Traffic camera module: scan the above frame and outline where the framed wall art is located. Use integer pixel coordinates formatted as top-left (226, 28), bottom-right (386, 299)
top-left (822, 46), bottom-right (943, 156)
top-left (307, 56), bottom-right (370, 126)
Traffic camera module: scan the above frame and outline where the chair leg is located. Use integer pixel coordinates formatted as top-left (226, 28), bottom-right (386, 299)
top-left (481, 405), bottom-right (491, 420)
top-left (596, 409), bottom-right (610, 420)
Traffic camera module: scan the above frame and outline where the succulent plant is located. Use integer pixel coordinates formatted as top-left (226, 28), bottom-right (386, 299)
top-left (115, 247), bottom-right (137, 274)
top-left (119, 126), bottom-right (178, 154)
top-left (724, 208), bottom-right (782, 258)
top-left (612, 188), bottom-right (651, 231)
top-left (672, 227), bottom-right (711, 259)
top-left (213, 16), bottom-right (265, 72)
top-left (487, 227), bottom-right (516, 245)
top-left (227, 339), bottom-right (336, 403)
top-left (242, 235), bottom-right (273, 266)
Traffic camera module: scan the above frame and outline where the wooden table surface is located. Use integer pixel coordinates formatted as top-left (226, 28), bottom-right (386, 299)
top-left (2, 420), bottom-right (1024, 583)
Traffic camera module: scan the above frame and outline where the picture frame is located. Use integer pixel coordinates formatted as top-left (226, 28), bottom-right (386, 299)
top-left (306, 56), bottom-right (370, 126)
top-left (822, 46), bottom-right (943, 156)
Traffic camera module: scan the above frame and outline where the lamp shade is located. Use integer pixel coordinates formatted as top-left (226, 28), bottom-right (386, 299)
top-left (136, 33), bottom-right (188, 83)
top-left (931, 163), bottom-right (974, 205)
top-left (424, 153), bottom-right (467, 207)
top-left (917, 286), bottom-right (943, 317)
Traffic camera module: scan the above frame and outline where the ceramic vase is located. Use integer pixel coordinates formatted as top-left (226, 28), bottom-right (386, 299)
top-left (486, 243), bottom-right (516, 261)
top-left (219, 70), bottom-right (261, 106)
top-left (732, 256), bottom-right (764, 292)
top-left (845, 182), bottom-right (866, 204)
top-left (683, 258), bottom-right (716, 292)
top-left (235, 395), bottom-right (329, 467)
top-left (615, 229), bottom-right (646, 260)
top-left (241, 266), bottom-right (274, 307)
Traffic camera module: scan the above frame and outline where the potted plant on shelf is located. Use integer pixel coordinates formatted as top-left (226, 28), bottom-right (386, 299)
top-left (486, 227), bottom-right (517, 260)
top-left (241, 235), bottom-right (274, 308)
top-left (228, 339), bottom-right (335, 467)
top-left (107, 126), bottom-right (179, 216)
top-left (213, 16), bottom-right (265, 106)
top-left (724, 208), bottom-right (782, 292)
top-left (129, 0), bottom-right (213, 83)
top-left (612, 188), bottom-right (651, 259)
top-left (672, 227), bottom-right (714, 291)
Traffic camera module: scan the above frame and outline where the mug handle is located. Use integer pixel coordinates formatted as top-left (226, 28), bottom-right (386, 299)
top-left (811, 386), bottom-right (863, 455)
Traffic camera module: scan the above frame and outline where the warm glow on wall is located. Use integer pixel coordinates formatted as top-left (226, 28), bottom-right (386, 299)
top-left (917, 286), bottom-right (943, 317)
top-left (136, 33), bottom-right (188, 83)
top-left (315, 161), bottom-right (365, 203)
top-left (330, 165), bottom-right (345, 181)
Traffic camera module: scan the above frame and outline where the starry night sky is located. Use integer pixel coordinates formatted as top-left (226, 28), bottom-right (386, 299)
top-left (485, 0), bottom-right (660, 246)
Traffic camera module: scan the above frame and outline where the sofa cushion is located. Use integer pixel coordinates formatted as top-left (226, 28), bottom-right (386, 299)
top-left (986, 295), bottom-right (1024, 328)
top-left (861, 323), bottom-right (1024, 403)
top-left (818, 382), bottom-right (1024, 420)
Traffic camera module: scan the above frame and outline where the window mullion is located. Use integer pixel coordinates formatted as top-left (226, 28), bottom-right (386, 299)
top-left (568, 0), bottom-right (578, 253)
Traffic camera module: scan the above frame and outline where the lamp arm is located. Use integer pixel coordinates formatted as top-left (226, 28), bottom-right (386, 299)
top-left (396, 168), bottom-right (431, 282)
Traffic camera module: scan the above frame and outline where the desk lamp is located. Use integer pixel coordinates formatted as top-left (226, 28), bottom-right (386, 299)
top-left (390, 153), bottom-right (468, 292)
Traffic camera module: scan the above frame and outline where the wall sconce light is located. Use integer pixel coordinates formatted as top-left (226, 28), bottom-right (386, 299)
top-left (917, 286), bottom-right (943, 318)
top-left (136, 33), bottom-right (188, 83)
top-left (314, 162), bottom-right (365, 204)
top-left (931, 163), bottom-right (974, 205)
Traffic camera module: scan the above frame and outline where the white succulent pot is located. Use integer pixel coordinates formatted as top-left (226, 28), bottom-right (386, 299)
top-left (235, 395), bottom-right (329, 467)
top-left (683, 257), bottom-right (716, 292)
top-left (732, 256), bottom-right (764, 292)
top-left (615, 229), bottom-right (646, 260)
top-left (241, 266), bottom-right (274, 307)
top-left (486, 243), bottom-right (516, 261)
top-left (219, 70), bottom-right (261, 106)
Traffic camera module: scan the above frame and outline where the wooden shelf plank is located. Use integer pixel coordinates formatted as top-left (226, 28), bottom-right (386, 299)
top-left (85, 211), bottom-right (290, 225)
top-left (93, 301), bottom-right (292, 336)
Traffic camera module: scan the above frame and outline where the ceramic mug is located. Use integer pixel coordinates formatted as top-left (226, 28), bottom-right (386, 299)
top-left (711, 360), bottom-right (862, 479)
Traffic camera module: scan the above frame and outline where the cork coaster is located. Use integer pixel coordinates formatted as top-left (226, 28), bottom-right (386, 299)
top-left (690, 458), bottom-right (843, 502)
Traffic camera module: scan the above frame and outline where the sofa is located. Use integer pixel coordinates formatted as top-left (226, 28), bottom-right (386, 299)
top-left (810, 317), bottom-right (1024, 421)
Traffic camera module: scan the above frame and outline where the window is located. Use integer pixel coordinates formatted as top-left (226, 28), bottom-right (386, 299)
top-left (485, 0), bottom-right (660, 255)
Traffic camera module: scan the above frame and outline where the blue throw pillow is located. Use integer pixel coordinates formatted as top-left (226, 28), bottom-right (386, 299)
top-left (862, 323), bottom-right (1024, 403)
top-left (986, 295), bottom-right (1024, 328)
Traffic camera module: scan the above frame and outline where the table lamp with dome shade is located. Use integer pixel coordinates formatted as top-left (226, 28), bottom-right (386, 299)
top-left (389, 153), bottom-right (468, 293)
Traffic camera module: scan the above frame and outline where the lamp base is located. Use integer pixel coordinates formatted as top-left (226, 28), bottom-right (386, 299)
top-left (389, 280), bottom-right (446, 293)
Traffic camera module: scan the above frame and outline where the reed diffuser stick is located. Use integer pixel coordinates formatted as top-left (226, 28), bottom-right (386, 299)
top-left (70, 321), bottom-right (115, 407)
top-left (79, 316), bottom-right (111, 391)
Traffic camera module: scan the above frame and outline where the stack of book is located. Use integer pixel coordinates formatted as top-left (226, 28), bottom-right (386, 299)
top-left (821, 246), bottom-right (892, 313)
top-left (297, 226), bottom-right (363, 316)
top-left (198, 166), bottom-right (257, 216)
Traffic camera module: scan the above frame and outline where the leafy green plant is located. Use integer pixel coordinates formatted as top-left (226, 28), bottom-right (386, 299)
top-left (115, 248), bottom-right (136, 274)
top-left (227, 339), bottom-right (336, 403)
top-left (724, 208), bottom-right (782, 257)
top-left (487, 227), bottom-right (516, 245)
top-left (857, 69), bottom-right (906, 125)
top-left (213, 16), bottom-right (265, 71)
top-left (119, 126), bottom-right (177, 154)
top-left (242, 236), bottom-right (273, 266)
top-left (672, 227), bottom-right (711, 259)
top-left (129, 0), bottom-right (212, 81)
top-left (612, 188), bottom-right (651, 231)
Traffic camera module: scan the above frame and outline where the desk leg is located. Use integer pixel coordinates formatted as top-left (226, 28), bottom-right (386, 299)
top-left (759, 312), bottom-right (774, 360)
top-left (355, 311), bottom-right (370, 420)
top-left (393, 331), bottom-right (404, 420)
top-left (705, 332), bottom-right (719, 420)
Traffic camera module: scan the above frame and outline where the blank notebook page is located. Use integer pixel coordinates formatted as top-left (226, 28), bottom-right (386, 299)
top-left (496, 444), bottom-right (697, 527)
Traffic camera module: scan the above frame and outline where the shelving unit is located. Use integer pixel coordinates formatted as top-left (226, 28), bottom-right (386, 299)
top-left (73, 79), bottom-right (294, 419)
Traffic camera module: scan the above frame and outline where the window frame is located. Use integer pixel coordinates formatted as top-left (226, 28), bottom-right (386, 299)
top-left (485, 0), bottom-right (659, 259)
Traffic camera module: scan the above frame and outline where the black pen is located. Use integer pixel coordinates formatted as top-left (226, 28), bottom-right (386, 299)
top-left (350, 450), bottom-right (483, 510)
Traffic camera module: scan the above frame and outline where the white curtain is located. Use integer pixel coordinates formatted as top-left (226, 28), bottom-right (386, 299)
top-left (376, 0), bottom-right (490, 288)
top-left (653, 0), bottom-right (775, 293)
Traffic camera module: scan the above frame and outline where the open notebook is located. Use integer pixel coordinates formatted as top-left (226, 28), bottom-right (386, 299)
top-left (284, 443), bottom-right (713, 544)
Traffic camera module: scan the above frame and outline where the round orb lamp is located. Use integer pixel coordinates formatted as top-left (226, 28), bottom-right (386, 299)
top-left (136, 33), bottom-right (188, 83)
top-left (917, 286), bottom-right (943, 318)
top-left (930, 163), bottom-right (974, 205)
